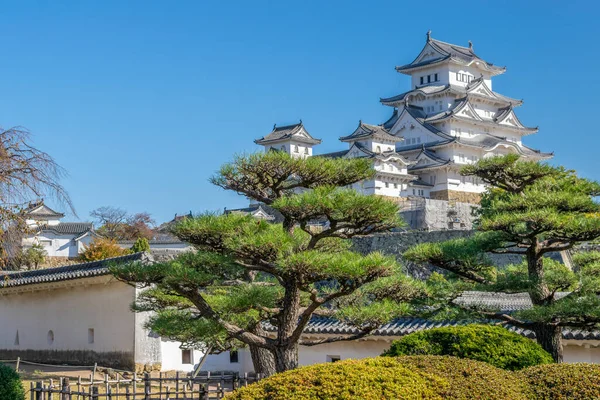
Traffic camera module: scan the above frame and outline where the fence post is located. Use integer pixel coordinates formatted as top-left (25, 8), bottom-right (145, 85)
top-left (144, 373), bottom-right (151, 400)
top-left (133, 372), bottom-right (137, 400)
top-left (15, 356), bottom-right (20, 372)
top-left (125, 386), bottom-right (131, 400)
top-left (61, 377), bottom-right (71, 400)
top-left (175, 371), bottom-right (179, 400)
top-left (91, 386), bottom-right (99, 400)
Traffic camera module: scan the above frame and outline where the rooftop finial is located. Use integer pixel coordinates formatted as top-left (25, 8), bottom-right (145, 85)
top-left (468, 40), bottom-right (473, 50)
top-left (359, 119), bottom-right (362, 126)
top-left (299, 119), bottom-right (302, 125)
top-left (273, 123), bottom-right (277, 130)
top-left (426, 30), bottom-right (432, 40)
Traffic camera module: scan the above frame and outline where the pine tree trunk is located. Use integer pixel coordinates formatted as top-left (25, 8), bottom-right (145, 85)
top-left (532, 323), bottom-right (563, 362)
top-left (249, 344), bottom-right (276, 377)
top-left (248, 324), bottom-right (276, 377)
top-left (273, 344), bottom-right (299, 373)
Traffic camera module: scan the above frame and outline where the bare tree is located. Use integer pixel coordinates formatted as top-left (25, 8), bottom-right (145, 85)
top-left (91, 207), bottom-right (155, 240)
top-left (0, 127), bottom-right (74, 267)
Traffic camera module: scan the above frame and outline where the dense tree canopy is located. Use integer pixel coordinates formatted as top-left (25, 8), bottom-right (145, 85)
top-left (113, 152), bottom-right (421, 374)
top-left (404, 155), bottom-right (600, 362)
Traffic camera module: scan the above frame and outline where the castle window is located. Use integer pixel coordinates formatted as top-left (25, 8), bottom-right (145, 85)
top-left (304, 147), bottom-right (309, 154)
top-left (427, 75), bottom-right (431, 83)
top-left (434, 73), bottom-right (438, 81)
top-left (327, 355), bottom-right (341, 363)
top-left (394, 183), bottom-right (398, 189)
top-left (412, 189), bottom-right (416, 195)
top-left (230, 351), bottom-right (239, 363)
top-left (420, 76), bottom-right (424, 85)
top-left (182, 349), bottom-right (193, 364)
top-left (417, 137), bottom-right (421, 143)
top-left (385, 182), bottom-right (389, 188)
top-left (47, 330), bottom-right (54, 345)
top-left (88, 328), bottom-right (94, 344)
top-left (294, 145), bottom-right (299, 153)
top-left (280, 145), bottom-right (286, 151)
top-left (376, 146), bottom-right (381, 153)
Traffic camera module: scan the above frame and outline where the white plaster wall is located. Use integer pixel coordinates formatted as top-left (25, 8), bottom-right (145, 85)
top-left (202, 340), bottom-right (600, 375)
top-left (160, 340), bottom-right (205, 372)
top-left (202, 349), bottom-right (253, 374)
top-left (23, 233), bottom-right (80, 258)
top-left (0, 279), bottom-right (136, 353)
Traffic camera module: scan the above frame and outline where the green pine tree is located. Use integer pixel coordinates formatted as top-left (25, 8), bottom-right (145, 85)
top-left (130, 237), bottom-right (151, 253)
top-left (112, 152), bottom-right (420, 374)
top-left (404, 155), bottom-right (600, 362)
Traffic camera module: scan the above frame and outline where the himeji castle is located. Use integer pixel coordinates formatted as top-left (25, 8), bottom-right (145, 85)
top-left (254, 32), bottom-right (552, 204)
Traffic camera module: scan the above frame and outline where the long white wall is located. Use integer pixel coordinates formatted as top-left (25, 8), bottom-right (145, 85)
top-left (201, 339), bottom-right (600, 374)
top-left (0, 279), bottom-right (136, 353)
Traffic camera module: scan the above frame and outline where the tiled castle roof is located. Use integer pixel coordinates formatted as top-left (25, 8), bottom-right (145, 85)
top-left (254, 122), bottom-right (321, 146)
top-left (38, 222), bottom-right (93, 236)
top-left (292, 291), bottom-right (599, 340)
top-left (0, 252), bottom-right (150, 289)
top-left (396, 34), bottom-right (505, 75)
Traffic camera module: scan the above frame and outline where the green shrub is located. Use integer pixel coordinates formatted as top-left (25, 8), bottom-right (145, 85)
top-left (130, 237), bottom-right (151, 253)
top-left (520, 363), bottom-right (600, 400)
top-left (383, 324), bottom-right (553, 370)
top-left (228, 356), bottom-right (528, 400)
top-left (0, 363), bottom-right (25, 400)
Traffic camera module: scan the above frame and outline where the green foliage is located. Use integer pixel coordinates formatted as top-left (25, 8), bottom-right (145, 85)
top-left (21, 243), bottom-right (47, 270)
top-left (79, 238), bottom-right (129, 262)
top-left (113, 151), bottom-right (412, 373)
top-left (130, 237), bottom-right (150, 253)
top-left (520, 363), bottom-right (600, 400)
top-left (0, 363), bottom-right (25, 400)
top-left (229, 356), bottom-right (529, 400)
top-left (383, 325), bottom-right (553, 370)
top-left (404, 155), bottom-right (600, 361)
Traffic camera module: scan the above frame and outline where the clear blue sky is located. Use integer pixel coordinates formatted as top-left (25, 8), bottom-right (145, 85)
top-left (0, 1), bottom-right (597, 224)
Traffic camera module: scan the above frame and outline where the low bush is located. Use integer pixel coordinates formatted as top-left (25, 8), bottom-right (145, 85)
top-left (520, 363), bottom-right (600, 400)
top-left (383, 324), bottom-right (553, 370)
top-left (229, 355), bottom-right (600, 399)
top-left (79, 238), bottom-right (129, 262)
top-left (0, 363), bottom-right (25, 400)
top-left (228, 356), bottom-right (528, 400)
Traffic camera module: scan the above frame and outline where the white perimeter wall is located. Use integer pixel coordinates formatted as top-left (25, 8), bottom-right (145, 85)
top-left (202, 339), bottom-right (600, 374)
top-left (160, 340), bottom-right (205, 372)
top-left (0, 279), bottom-right (136, 353)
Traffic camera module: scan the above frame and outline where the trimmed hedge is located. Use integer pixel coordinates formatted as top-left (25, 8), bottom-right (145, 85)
top-left (383, 324), bottom-right (553, 370)
top-left (0, 363), bottom-right (25, 400)
top-left (520, 363), bottom-right (600, 400)
top-left (228, 356), bottom-right (529, 400)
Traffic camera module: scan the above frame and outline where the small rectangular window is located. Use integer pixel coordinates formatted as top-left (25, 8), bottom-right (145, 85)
top-left (88, 328), bottom-right (94, 344)
top-left (230, 350), bottom-right (239, 363)
top-left (420, 76), bottom-right (424, 85)
top-left (182, 349), bottom-right (193, 364)
top-left (394, 183), bottom-right (398, 189)
top-left (384, 182), bottom-right (389, 188)
top-left (434, 73), bottom-right (438, 81)
top-left (327, 355), bottom-right (341, 363)
top-left (427, 75), bottom-right (431, 83)
top-left (456, 72), bottom-right (461, 81)
top-left (304, 147), bottom-right (309, 154)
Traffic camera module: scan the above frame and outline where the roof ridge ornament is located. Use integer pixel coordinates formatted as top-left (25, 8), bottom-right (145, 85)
top-left (426, 30), bottom-right (431, 41)
top-left (468, 40), bottom-right (473, 50)
top-left (273, 123), bottom-right (277, 130)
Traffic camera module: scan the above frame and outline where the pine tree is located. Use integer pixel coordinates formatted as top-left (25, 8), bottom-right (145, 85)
top-left (404, 155), bottom-right (600, 362)
top-left (112, 152), bottom-right (419, 374)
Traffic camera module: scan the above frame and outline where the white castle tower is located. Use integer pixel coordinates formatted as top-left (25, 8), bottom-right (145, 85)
top-left (254, 32), bottom-right (552, 204)
top-left (378, 31), bottom-right (552, 202)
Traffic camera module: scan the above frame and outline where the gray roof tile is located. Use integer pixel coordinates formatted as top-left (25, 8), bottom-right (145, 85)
top-left (0, 252), bottom-right (150, 288)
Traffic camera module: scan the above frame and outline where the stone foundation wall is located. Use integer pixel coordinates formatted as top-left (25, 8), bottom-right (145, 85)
top-left (352, 230), bottom-right (524, 279)
top-left (430, 190), bottom-right (481, 204)
top-left (0, 349), bottom-right (135, 370)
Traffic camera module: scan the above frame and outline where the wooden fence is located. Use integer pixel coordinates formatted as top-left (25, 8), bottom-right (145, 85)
top-left (29, 371), bottom-right (262, 399)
